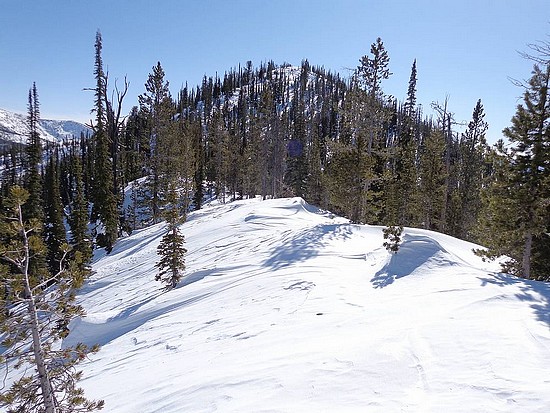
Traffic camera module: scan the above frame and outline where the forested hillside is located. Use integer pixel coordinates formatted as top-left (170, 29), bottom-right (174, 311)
top-left (1, 32), bottom-right (548, 278)
top-left (2, 35), bottom-right (549, 279)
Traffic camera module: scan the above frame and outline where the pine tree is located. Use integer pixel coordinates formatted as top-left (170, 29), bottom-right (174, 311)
top-left (0, 186), bottom-right (104, 412)
top-left (383, 60), bottom-right (419, 228)
top-left (479, 63), bottom-right (550, 280)
top-left (430, 98), bottom-right (456, 233)
top-left (417, 128), bottom-right (447, 230)
top-left (305, 123), bottom-right (325, 206)
top-left (68, 150), bottom-right (92, 273)
top-left (355, 38), bottom-right (393, 223)
top-left (22, 83), bottom-right (48, 284)
top-left (383, 225), bottom-right (403, 253)
top-left (43, 150), bottom-right (68, 274)
top-left (23, 82), bottom-right (43, 223)
top-left (454, 99), bottom-right (488, 241)
top-left (139, 61), bottom-right (174, 223)
top-left (192, 124), bottom-right (205, 210)
top-left (90, 31), bottom-right (118, 252)
top-left (155, 181), bottom-right (187, 290)
top-left (285, 64), bottom-right (309, 198)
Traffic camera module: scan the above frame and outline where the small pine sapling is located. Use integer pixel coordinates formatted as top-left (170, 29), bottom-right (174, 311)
top-left (383, 225), bottom-right (403, 254)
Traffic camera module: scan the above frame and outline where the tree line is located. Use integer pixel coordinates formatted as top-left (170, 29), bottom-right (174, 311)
top-left (0, 31), bottom-right (548, 411)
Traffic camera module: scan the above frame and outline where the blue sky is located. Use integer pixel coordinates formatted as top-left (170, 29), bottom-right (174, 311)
top-left (1, 0), bottom-right (548, 141)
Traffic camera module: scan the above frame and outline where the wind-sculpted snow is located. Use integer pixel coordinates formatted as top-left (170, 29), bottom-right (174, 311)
top-left (371, 235), bottom-right (455, 288)
top-left (58, 197), bottom-right (550, 412)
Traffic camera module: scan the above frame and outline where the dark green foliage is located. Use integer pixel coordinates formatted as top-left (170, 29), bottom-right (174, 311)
top-left (477, 63), bottom-right (550, 279)
top-left (383, 225), bottom-right (403, 253)
top-left (284, 67), bottom-right (309, 198)
top-left (138, 61), bottom-right (176, 224)
top-left (23, 82), bottom-right (43, 223)
top-left (123, 106), bottom-right (150, 184)
top-left (357, 37), bottom-right (391, 99)
top-left (43, 150), bottom-right (68, 274)
top-left (155, 183), bottom-right (187, 290)
top-left (417, 128), bottom-right (447, 231)
top-left (68, 151), bottom-right (93, 273)
top-left (324, 142), bottom-right (362, 221)
top-left (20, 84), bottom-right (48, 282)
top-left (90, 31), bottom-right (118, 252)
top-left (193, 133), bottom-right (205, 210)
top-left (453, 100), bottom-right (488, 241)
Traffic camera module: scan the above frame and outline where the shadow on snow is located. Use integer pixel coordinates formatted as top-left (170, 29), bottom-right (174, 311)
top-left (370, 235), bottom-right (453, 289)
top-left (478, 272), bottom-right (550, 329)
top-left (262, 223), bottom-right (353, 270)
top-left (64, 265), bottom-right (249, 349)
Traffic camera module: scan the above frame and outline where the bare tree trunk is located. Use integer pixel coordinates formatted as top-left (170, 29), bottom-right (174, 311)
top-left (523, 231), bottom-right (532, 279)
top-left (18, 205), bottom-right (57, 413)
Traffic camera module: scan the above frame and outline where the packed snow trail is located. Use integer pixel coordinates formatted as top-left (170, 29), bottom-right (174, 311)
top-left (61, 197), bottom-right (550, 412)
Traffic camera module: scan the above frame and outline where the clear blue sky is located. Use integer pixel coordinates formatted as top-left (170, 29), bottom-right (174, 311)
top-left (1, 0), bottom-right (548, 141)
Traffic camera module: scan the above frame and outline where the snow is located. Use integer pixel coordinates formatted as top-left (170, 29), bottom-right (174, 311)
top-left (8, 197), bottom-right (550, 412)
top-left (0, 107), bottom-right (89, 144)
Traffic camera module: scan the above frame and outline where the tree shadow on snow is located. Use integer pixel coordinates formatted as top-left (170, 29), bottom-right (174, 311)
top-left (371, 235), bottom-right (453, 289)
top-left (478, 273), bottom-right (550, 329)
top-left (179, 265), bottom-right (248, 287)
top-left (64, 292), bottom-right (214, 349)
top-left (263, 223), bottom-right (353, 270)
top-left (64, 265), bottom-right (249, 349)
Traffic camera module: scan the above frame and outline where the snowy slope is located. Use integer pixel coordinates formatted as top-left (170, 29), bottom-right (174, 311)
top-left (40, 118), bottom-right (90, 141)
top-left (62, 197), bottom-right (550, 412)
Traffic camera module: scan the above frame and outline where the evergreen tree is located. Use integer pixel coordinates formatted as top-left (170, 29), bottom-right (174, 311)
top-left (305, 122), bottom-right (325, 207)
top-left (122, 106), bottom-right (149, 184)
top-left (0, 186), bottom-right (104, 412)
top-left (139, 61), bottom-right (174, 223)
top-left (430, 98), bottom-right (456, 233)
top-left (479, 63), bottom-right (550, 279)
top-left (90, 31), bottom-right (118, 252)
top-left (192, 123), bottom-right (205, 210)
top-left (285, 64), bottom-right (310, 198)
top-left (43, 150), bottom-right (68, 274)
top-left (453, 99), bottom-right (488, 241)
top-left (285, 86), bottom-right (308, 198)
top-left (355, 38), bottom-right (393, 223)
top-left (383, 225), bottom-right (403, 253)
top-left (417, 128), bottom-right (447, 230)
top-left (22, 83), bottom-right (48, 283)
top-left (68, 151), bottom-right (92, 273)
top-left (383, 60), bottom-right (419, 228)
top-left (23, 82), bottom-right (43, 223)
top-left (155, 181), bottom-right (187, 290)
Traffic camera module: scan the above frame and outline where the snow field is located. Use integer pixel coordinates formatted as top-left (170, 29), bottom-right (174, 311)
top-left (63, 197), bottom-right (550, 412)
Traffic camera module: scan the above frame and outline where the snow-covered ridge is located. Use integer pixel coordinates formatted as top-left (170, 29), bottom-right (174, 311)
top-left (0, 108), bottom-right (90, 146)
top-left (58, 197), bottom-right (550, 412)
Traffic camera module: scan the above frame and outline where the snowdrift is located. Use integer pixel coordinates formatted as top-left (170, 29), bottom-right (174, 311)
top-left (65, 197), bottom-right (550, 412)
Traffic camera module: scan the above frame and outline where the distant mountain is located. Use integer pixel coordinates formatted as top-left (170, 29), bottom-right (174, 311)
top-left (0, 108), bottom-right (90, 149)
top-left (40, 119), bottom-right (91, 141)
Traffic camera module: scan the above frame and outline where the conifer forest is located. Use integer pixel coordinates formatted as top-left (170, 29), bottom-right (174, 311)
top-left (0, 31), bottom-right (549, 412)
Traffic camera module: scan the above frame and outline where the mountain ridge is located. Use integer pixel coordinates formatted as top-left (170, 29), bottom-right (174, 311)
top-left (0, 107), bottom-right (90, 148)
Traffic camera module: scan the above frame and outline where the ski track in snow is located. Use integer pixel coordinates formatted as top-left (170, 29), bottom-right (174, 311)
top-left (3, 197), bottom-right (550, 412)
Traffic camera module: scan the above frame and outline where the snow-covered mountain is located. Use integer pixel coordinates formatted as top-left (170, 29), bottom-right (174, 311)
top-left (40, 118), bottom-right (91, 141)
top-left (0, 108), bottom-right (90, 147)
top-left (56, 197), bottom-right (550, 412)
